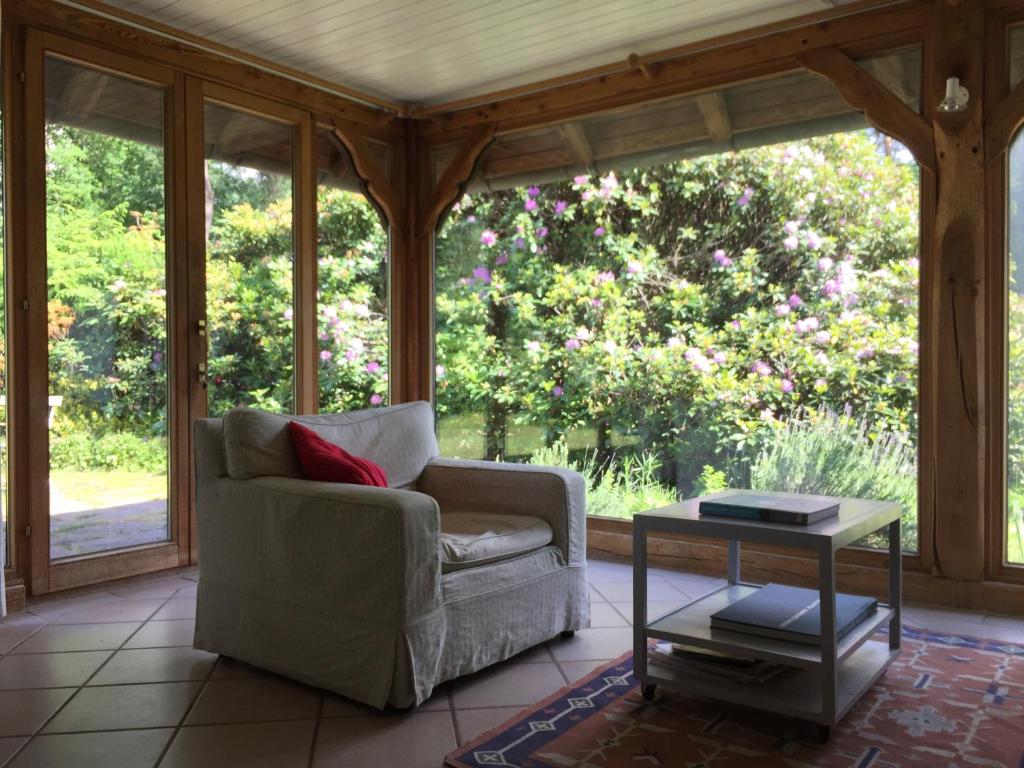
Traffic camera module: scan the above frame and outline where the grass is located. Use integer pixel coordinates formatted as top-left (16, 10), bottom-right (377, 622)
top-left (50, 470), bottom-right (167, 514)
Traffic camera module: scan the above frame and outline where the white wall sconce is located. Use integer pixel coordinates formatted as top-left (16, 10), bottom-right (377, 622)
top-left (937, 76), bottom-right (970, 113)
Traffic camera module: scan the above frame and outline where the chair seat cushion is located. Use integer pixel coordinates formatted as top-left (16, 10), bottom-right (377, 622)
top-left (440, 512), bottom-right (553, 573)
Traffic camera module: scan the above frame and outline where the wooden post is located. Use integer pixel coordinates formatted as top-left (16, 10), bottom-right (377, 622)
top-left (928, 0), bottom-right (987, 582)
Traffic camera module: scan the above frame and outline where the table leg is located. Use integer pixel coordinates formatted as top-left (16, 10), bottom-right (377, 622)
top-left (889, 518), bottom-right (902, 651)
top-left (633, 517), bottom-right (648, 690)
top-left (727, 540), bottom-right (740, 585)
top-left (818, 545), bottom-right (837, 724)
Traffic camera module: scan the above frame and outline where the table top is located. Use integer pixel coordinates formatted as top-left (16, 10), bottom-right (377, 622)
top-left (636, 489), bottom-right (901, 551)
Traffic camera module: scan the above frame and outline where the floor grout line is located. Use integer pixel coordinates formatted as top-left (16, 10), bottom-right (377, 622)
top-left (152, 630), bottom-right (222, 768)
top-left (306, 690), bottom-right (327, 768)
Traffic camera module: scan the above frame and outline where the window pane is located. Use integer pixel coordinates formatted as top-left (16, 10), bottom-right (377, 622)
top-left (45, 57), bottom-right (169, 559)
top-left (1007, 128), bottom-right (1024, 565)
top-left (436, 130), bottom-right (919, 552)
top-left (204, 103), bottom-right (294, 416)
top-left (315, 128), bottom-right (389, 412)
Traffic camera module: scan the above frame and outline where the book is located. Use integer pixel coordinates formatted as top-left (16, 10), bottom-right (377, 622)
top-left (709, 583), bottom-right (878, 645)
top-left (698, 493), bottom-right (839, 525)
top-left (649, 642), bottom-right (788, 684)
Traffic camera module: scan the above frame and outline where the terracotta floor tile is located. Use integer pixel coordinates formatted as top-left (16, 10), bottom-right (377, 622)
top-left (7, 729), bottom-right (172, 768)
top-left (88, 646), bottom-right (217, 685)
top-left (10, 623), bottom-right (141, 654)
top-left (185, 677), bottom-right (321, 725)
top-left (47, 599), bottom-right (166, 625)
top-left (590, 577), bottom-right (686, 603)
top-left (0, 689), bottom-right (76, 737)
top-left (0, 737), bottom-right (28, 767)
top-left (0, 626), bottom-right (42, 655)
top-left (450, 662), bottom-right (565, 709)
top-left (547, 627), bottom-right (632, 663)
top-left (150, 599), bottom-right (196, 621)
top-left (43, 682), bottom-right (201, 733)
top-left (312, 711), bottom-right (455, 768)
top-left (589, 602), bottom-right (629, 628)
top-left (454, 707), bottom-right (524, 746)
top-left (0, 652), bottom-right (110, 690)
top-left (207, 657), bottom-right (268, 680)
top-left (321, 684), bottom-right (449, 718)
top-left (161, 720), bottom-right (316, 768)
top-left (123, 619), bottom-right (196, 649)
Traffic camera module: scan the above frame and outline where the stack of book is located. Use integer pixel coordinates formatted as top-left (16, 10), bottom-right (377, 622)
top-left (649, 642), bottom-right (788, 684)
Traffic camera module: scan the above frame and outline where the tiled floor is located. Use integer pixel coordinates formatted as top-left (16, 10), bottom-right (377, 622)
top-left (0, 557), bottom-right (1021, 767)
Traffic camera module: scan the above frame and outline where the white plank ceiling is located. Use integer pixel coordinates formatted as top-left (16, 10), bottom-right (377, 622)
top-left (94, 0), bottom-right (856, 106)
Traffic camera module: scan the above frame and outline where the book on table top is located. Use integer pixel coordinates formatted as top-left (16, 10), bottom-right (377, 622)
top-left (709, 583), bottom-right (878, 645)
top-left (698, 492), bottom-right (839, 525)
top-left (650, 642), bottom-right (788, 684)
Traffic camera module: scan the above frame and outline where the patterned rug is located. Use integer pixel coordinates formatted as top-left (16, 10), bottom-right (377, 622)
top-left (445, 626), bottom-right (1024, 767)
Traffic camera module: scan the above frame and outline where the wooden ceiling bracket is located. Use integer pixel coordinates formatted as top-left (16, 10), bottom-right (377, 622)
top-left (797, 46), bottom-right (936, 175)
top-left (558, 122), bottom-right (597, 173)
top-left (695, 91), bottom-right (733, 143)
top-left (986, 79), bottom-right (1024, 162)
top-left (330, 121), bottom-right (403, 229)
top-left (418, 124), bottom-right (496, 235)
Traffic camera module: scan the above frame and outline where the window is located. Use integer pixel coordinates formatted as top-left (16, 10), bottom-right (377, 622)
top-left (1007, 126), bottom-right (1024, 565)
top-left (435, 68), bottom-right (920, 551)
top-left (315, 128), bottom-right (389, 412)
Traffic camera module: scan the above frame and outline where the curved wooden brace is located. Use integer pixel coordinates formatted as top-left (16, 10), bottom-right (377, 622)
top-left (418, 124), bottom-right (496, 236)
top-left (797, 46), bottom-right (936, 176)
top-left (986, 78), bottom-right (1024, 162)
top-left (330, 120), bottom-right (404, 229)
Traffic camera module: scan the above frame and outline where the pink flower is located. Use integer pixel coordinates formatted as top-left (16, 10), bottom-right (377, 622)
top-left (554, 200), bottom-right (568, 216)
top-left (525, 340), bottom-right (541, 353)
top-left (856, 348), bottom-right (875, 361)
top-left (788, 293), bottom-right (802, 308)
top-left (283, 308), bottom-right (293, 320)
top-left (536, 226), bottom-right (549, 239)
top-left (806, 231), bottom-right (822, 249)
top-left (593, 226), bottom-right (606, 237)
top-left (737, 187), bottom-right (753, 207)
top-left (814, 330), bottom-right (831, 344)
top-left (814, 377), bottom-right (827, 390)
top-left (823, 279), bottom-right (839, 296)
top-left (627, 261), bottom-right (642, 274)
top-left (370, 394), bottom-right (383, 406)
top-left (775, 304), bottom-right (791, 316)
top-left (817, 257), bottom-right (833, 271)
top-left (596, 271), bottom-right (615, 283)
top-left (600, 172), bottom-right (618, 191)
top-left (495, 252), bottom-right (509, 265)
top-left (320, 350), bottom-right (332, 361)
top-left (908, 257), bottom-right (920, 269)
top-left (553, 386), bottom-right (564, 397)
top-left (524, 198), bottom-right (538, 212)
top-left (712, 351), bottom-right (727, 364)
top-left (730, 320), bottom-right (741, 330)
top-left (345, 349), bottom-right (357, 361)
top-left (752, 360), bottom-right (772, 376)
top-left (573, 174), bottom-right (590, 185)
top-left (366, 361), bottom-right (381, 373)
top-left (480, 230), bottom-right (497, 247)
top-left (466, 215), bottom-right (477, 223)
top-left (713, 249), bottom-right (733, 267)
top-left (780, 378), bottom-right (794, 393)
top-left (783, 236), bottom-right (799, 251)
top-left (565, 338), bottom-right (581, 350)
top-left (527, 185), bottom-right (541, 197)
top-left (435, 365), bottom-right (446, 379)
top-left (514, 237), bottom-right (525, 249)
top-left (473, 266), bottom-right (492, 284)
top-left (784, 220), bottom-right (799, 235)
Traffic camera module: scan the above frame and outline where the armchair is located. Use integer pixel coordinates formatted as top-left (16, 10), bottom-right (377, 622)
top-left (193, 402), bottom-right (589, 709)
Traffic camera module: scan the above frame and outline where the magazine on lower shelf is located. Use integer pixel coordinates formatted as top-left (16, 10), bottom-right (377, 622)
top-left (649, 641), bottom-right (789, 684)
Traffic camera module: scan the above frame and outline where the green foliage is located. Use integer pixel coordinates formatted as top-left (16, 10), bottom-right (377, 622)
top-left (528, 440), bottom-right (676, 519)
top-left (693, 465), bottom-right (728, 497)
top-left (50, 429), bottom-right (167, 472)
top-left (749, 408), bottom-right (917, 550)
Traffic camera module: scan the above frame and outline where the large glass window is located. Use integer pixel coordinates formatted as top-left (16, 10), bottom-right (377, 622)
top-left (204, 103), bottom-right (295, 416)
top-left (1007, 127), bottom-right (1024, 565)
top-left (315, 128), bottom-right (389, 412)
top-left (45, 57), bottom-right (169, 558)
top-left (436, 82), bottom-right (920, 551)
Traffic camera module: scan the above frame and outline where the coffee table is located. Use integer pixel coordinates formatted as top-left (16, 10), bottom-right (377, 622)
top-left (633, 490), bottom-right (901, 740)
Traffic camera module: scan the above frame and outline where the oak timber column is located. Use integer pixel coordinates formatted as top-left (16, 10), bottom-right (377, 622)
top-left (929, 0), bottom-right (987, 582)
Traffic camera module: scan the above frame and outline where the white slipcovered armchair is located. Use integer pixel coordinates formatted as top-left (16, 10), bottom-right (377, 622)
top-left (193, 402), bottom-right (589, 709)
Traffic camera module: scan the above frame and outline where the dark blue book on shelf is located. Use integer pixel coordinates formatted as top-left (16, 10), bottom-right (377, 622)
top-left (710, 583), bottom-right (878, 645)
top-left (698, 492), bottom-right (839, 525)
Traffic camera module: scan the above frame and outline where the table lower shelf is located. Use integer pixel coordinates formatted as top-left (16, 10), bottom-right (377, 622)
top-left (639, 639), bottom-right (898, 725)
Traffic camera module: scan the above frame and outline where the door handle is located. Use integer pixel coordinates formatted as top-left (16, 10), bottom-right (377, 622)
top-left (198, 362), bottom-right (207, 390)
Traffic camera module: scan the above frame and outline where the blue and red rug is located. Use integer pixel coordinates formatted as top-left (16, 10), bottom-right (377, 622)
top-left (445, 626), bottom-right (1024, 767)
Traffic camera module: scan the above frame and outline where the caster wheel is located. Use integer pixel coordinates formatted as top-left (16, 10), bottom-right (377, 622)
top-left (641, 684), bottom-right (657, 702)
top-left (559, 630), bottom-right (575, 639)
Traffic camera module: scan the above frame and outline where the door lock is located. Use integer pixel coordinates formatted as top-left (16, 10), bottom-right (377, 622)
top-left (198, 362), bottom-right (208, 389)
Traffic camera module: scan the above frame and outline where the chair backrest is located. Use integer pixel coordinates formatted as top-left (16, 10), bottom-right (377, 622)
top-left (206, 402), bottom-right (438, 489)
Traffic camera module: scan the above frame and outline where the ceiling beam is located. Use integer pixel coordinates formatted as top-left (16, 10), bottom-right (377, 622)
top-left (868, 54), bottom-right (912, 105)
top-left (695, 91), bottom-right (733, 142)
top-left (558, 122), bottom-right (596, 171)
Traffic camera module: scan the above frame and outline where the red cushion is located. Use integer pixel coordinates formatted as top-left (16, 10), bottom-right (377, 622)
top-left (288, 421), bottom-right (388, 487)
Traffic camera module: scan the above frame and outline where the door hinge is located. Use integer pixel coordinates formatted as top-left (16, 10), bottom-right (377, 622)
top-left (18, 72), bottom-right (25, 84)
top-left (23, 525), bottom-right (31, 537)
top-left (21, 299), bottom-right (28, 311)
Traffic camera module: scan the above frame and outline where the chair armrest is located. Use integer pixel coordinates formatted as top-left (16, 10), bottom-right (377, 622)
top-left (416, 458), bottom-right (586, 564)
top-left (196, 476), bottom-right (442, 623)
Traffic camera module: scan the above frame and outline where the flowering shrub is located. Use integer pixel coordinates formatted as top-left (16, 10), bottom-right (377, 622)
top-left (436, 131), bottom-right (920, 542)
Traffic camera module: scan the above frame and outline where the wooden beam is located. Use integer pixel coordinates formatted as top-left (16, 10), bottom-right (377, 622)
top-left (558, 122), bottom-right (595, 171)
top-left (986, 77), bottom-right (1024, 160)
top-left (694, 91), bottom-right (733, 142)
top-left (418, 124), bottom-right (495, 235)
top-left (797, 46), bottom-right (936, 174)
top-left (331, 121), bottom-right (403, 230)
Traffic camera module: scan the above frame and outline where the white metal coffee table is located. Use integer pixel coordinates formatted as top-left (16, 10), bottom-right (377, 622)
top-left (633, 490), bottom-right (902, 740)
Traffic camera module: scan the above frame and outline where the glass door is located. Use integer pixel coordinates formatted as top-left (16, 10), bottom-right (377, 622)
top-left (43, 53), bottom-right (174, 563)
